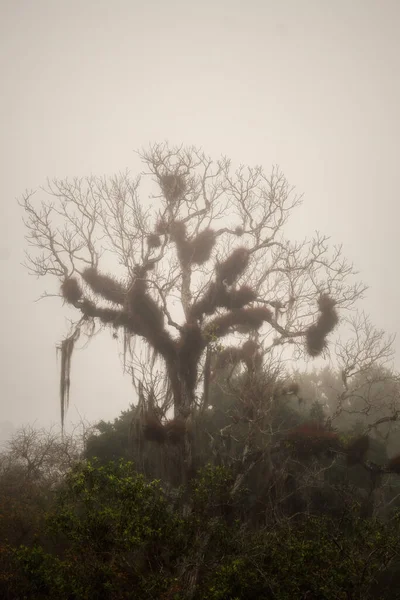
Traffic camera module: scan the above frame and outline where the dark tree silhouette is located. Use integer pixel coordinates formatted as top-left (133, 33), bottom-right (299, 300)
top-left (20, 143), bottom-right (364, 483)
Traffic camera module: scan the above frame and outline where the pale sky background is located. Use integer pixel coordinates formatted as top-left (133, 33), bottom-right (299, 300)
top-left (1, 0), bottom-right (399, 434)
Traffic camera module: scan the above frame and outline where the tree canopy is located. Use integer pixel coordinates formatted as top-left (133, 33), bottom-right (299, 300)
top-left (21, 143), bottom-right (362, 415)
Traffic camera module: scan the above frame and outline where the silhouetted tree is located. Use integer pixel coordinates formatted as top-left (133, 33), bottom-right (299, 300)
top-left (21, 143), bottom-right (364, 488)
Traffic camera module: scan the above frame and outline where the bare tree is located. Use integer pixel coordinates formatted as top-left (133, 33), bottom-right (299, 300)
top-left (20, 142), bottom-right (365, 487)
top-left (0, 421), bottom-right (91, 545)
top-left (1, 422), bottom-right (91, 485)
top-left (298, 314), bottom-right (400, 433)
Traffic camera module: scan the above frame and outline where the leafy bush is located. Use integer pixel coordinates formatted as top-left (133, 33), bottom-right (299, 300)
top-left (2, 460), bottom-right (400, 599)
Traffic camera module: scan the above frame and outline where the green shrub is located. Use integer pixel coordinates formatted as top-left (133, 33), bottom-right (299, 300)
top-left (3, 461), bottom-right (400, 599)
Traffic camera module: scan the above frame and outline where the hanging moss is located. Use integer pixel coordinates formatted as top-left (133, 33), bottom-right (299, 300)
top-left (189, 229), bottom-right (216, 265)
top-left (169, 221), bottom-right (192, 265)
top-left (305, 324), bottom-right (327, 356)
top-left (82, 267), bottom-right (126, 305)
top-left (177, 323), bottom-right (206, 393)
top-left (214, 340), bottom-right (261, 374)
top-left (127, 284), bottom-right (164, 332)
top-left (305, 294), bottom-right (339, 357)
top-left (155, 219), bottom-right (169, 235)
top-left (147, 233), bottom-right (162, 248)
top-left (216, 247), bottom-right (250, 285)
top-left (241, 340), bottom-right (259, 359)
top-left (57, 327), bottom-right (81, 431)
top-left (125, 277), bottom-right (176, 359)
top-left (214, 346), bottom-right (243, 370)
top-left (205, 306), bottom-right (272, 339)
top-left (191, 281), bottom-right (256, 321)
top-left (190, 282), bottom-right (231, 320)
top-left (80, 298), bottom-right (97, 317)
top-left (143, 415), bottom-right (166, 443)
top-left (318, 296), bottom-right (339, 334)
top-left (169, 221), bottom-right (187, 242)
top-left (96, 307), bottom-right (123, 325)
top-left (160, 173), bottom-right (186, 203)
top-left (225, 285), bottom-right (257, 309)
top-left (61, 277), bottom-right (82, 304)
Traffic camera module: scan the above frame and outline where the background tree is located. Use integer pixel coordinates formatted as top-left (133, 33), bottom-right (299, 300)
top-left (21, 143), bottom-right (365, 486)
top-left (295, 314), bottom-right (400, 432)
top-left (0, 422), bottom-right (90, 547)
top-left (291, 315), bottom-right (400, 520)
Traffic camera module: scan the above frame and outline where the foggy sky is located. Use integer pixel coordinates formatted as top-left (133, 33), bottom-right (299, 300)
top-left (1, 0), bottom-right (399, 432)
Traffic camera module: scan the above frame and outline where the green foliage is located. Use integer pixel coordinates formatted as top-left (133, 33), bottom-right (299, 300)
top-left (2, 460), bottom-right (185, 599)
top-left (2, 460), bottom-right (400, 599)
top-left (199, 509), bottom-right (400, 599)
top-left (3, 361), bottom-right (400, 598)
top-left (191, 464), bottom-right (237, 519)
top-left (84, 407), bottom-right (134, 464)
